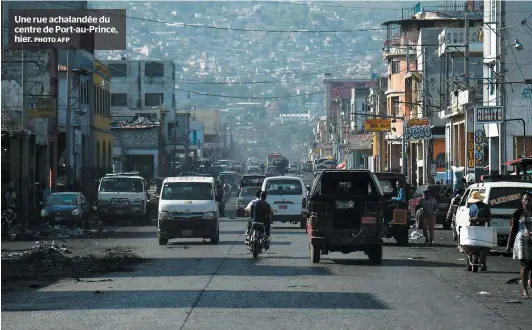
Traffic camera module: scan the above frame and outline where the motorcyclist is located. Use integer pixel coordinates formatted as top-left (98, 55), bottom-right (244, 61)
top-left (248, 191), bottom-right (272, 247)
top-left (244, 189), bottom-right (262, 243)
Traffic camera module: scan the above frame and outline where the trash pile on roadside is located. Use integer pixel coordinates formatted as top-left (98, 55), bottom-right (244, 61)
top-left (1, 241), bottom-right (143, 289)
top-left (5, 224), bottom-right (87, 241)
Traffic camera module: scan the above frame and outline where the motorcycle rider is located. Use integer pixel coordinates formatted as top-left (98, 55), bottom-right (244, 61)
top-left (248, 191), bottom-right (272, 246)
top-left (244, 189), bottom-right (262, 243)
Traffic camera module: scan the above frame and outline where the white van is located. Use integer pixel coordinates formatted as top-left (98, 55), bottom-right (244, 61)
top-left (157, 176), bottom-right (221, 245)
top-left (97, 172), bottom-right (149, 224)
top-left (454, 181), bottom-right (532, 246)
top-left (261, 176), bottom-right (307, 229)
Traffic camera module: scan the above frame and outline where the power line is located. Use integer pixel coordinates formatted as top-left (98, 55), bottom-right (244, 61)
top-left (52, 1), bottom-right (384, 33)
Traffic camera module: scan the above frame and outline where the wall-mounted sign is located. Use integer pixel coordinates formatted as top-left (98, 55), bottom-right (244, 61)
top-left (474, 130), bottom-right (486, 168)
top-left (475, 106), bottom-right (503, 123)
top-left (467, 132), bottom-right (475, 169)
top-left (28, 98), bottom-right (57, 118)
top-left (405, 117), bottom-right (432, 141)
top-left (364, 119), bottom-right (391, 132)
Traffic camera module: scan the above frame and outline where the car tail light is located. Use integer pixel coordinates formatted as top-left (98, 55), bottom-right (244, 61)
top-left (362, 217), bottom-right (376, 224)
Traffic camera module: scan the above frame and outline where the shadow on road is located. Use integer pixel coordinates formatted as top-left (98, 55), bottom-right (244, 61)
top-left (331, 258), bottom-right (463, 268)
top-left (1, 290), bottom-right (389, 311)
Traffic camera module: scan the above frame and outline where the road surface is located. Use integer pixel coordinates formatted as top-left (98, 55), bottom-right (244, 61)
top-left (2, 185), bottom-right (531, 330)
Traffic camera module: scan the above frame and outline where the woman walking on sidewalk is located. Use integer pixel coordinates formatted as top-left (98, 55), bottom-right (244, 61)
top-left (419, 190), bottom-right (438, 246)
top-left (507, 191), bottom-right (532, 299)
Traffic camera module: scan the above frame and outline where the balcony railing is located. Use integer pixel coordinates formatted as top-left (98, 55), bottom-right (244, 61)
top-left (411, 1), bottom-right (483, 17)
top-left (1, 108), bottom-right (23, 131)
top-left (383, 37), bottom-right (418, 59)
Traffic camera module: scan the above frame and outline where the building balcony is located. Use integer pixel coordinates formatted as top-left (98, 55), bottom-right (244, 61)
top-left (438, 28), bottom-right (482, 57)
top-left (383, 37), bottom-right (417, 60)
top-left (1, 108), bottom-right (23, 131)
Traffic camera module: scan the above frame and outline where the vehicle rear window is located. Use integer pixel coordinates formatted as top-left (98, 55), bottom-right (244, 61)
top-left (265, 179), bottom-right (302, 195)
top-left (241, 176), bottom-right (265, 187)
top-left (378, 180), bottom-right (396, 194)
top-left (161, 182), bottom-right (213, 200)
top-left (100, 178), bottom-right (144, 193)
top-left (426, 185), bottom-right (453, 201)
top-left (488, 187), bottom-right (526, 209)
top-left (319, 172), bottom-right (377, 195)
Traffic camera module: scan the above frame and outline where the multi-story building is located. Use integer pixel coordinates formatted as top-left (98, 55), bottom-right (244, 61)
top-left (482, 0), bottom-right (532, 175)
top-left (323, 78), bottom-right (377, 167)
top-left (438, 25), bottom-right (483, 181)
top-left (382, 0), bottom-right (483, 183)
top-left (104, 59), bottom-right (177, 176)
top-left (1, 0), bottom-right (94, 224)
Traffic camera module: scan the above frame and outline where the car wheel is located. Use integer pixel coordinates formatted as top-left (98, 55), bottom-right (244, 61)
top-left (309, 243), bottom-right (320, 263)
top-left (210, 230), bottom-right (220, 244)
top-left (158, 238), bottom-right (168, 245)
top-left (367, 245), bottom-right (383, 265)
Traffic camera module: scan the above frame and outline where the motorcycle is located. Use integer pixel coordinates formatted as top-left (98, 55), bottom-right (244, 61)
top-left (1, 208), bottom-right (17, 241)
top-left (248, 221), bottom-right (269, 258)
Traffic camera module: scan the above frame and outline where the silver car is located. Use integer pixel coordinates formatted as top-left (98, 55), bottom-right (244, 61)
top-left (236, 187), bottom-right (259, 217)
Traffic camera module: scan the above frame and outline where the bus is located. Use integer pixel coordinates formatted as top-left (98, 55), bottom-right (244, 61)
top-left (267, 153), bottom-right (282, 167)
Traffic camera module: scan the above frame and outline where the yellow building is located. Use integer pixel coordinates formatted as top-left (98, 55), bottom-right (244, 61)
top-left (91, 59), bottom-right (113, 169)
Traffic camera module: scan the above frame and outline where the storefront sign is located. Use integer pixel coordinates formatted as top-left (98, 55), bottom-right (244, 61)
top-left (475, 106), bottom-right (503, 123)
top-left (467, 132), bottom-right (475, 169)
top-left (405, 117), bottom-right (432, 141)
top-left (28, 98), bottom-right (57, 118)
top-left (474, 130), bottom-right (486, 168)
top-left (347, 134), bottom-right (373, 149)
top-left (364, 119), bottom-right (391, 132)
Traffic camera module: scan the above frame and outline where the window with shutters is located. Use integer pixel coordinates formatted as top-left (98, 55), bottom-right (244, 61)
top-left (145, 62), bottom-right (164, 77)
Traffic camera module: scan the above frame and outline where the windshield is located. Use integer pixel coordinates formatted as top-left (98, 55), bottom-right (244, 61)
top-left (265, 179), bottom-right (302, 195)
top-left (488, 187), bottom-right (527, 209)
top-left (161, 182), bottom-right (213, 200)
top-left (46, 194), bottom-right (79, 206)
top-left (219, 174), bottom-right (236, 183)
top-left (100, 178), bottom-right (144, 193)
top-left (241, 176), bottom-right (265, 187)
top-left (323, 160), bottom-right (337, 166)
top-left (239, 187), bottom-right (257, 197)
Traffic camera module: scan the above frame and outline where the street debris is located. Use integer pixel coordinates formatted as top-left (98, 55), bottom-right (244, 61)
top-left (506, 278), bottom-right (522, 285)
top-left (478, 291), bottom-right (490, 295)
top-left (409, 231), bottom-right (423, 240)
top-left (1, 242), bottom-right (143, 291)
top-left (4, 223), bottom-right (87, 241)
top-left (505, 299), bottom-right (522, 304)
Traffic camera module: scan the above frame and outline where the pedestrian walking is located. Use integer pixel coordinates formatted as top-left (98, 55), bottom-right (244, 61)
top-left (418, 189), bottom-right (438, 245)
top-left (507, 191), bottom-right (532, 299)
top-left (468, 191), bottom-right (492, 271)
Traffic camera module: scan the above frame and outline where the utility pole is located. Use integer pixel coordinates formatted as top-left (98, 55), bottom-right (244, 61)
top-left (184, 112), bottom-right (190, 170)
top-left (498, 2), bottom-right (507, 174)
top-left (65, 49), bottom-right (72, 183)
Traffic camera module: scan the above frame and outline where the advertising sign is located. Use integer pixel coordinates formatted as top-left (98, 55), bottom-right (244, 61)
top-left (28, 98), bottom-right (57, 118)
top-left (475, 106), bottom-right (503, 123)
top-left (405, 117), bottom-right (432, 141)
top-left (364, 119), bottom-right (391, 132)
top-left (474, 130), bottom-right (486, 168)
top-left (348, 134), bottom-right (373, 149)
top-left (467, 132), bottom-right (475, 170)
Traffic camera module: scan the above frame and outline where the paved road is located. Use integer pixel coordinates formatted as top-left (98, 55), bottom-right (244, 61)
top-left (2, 192), bottom-right (531, 330)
